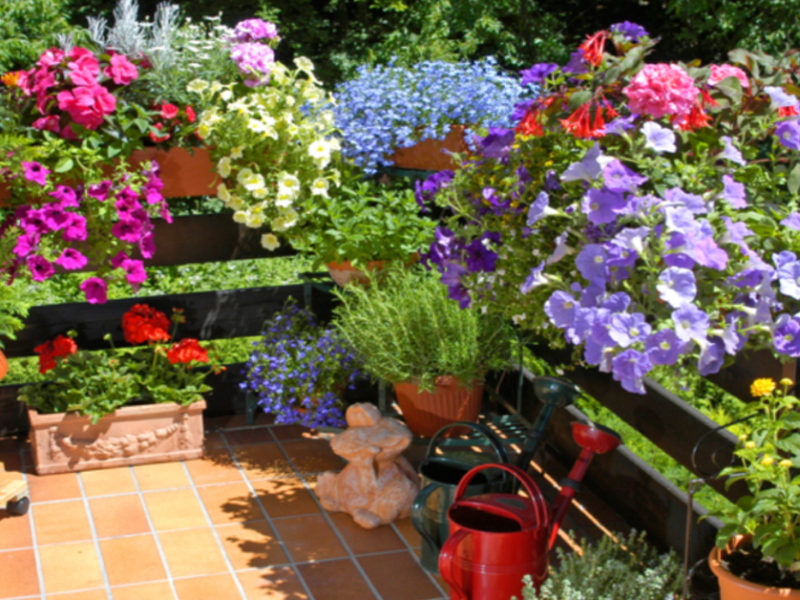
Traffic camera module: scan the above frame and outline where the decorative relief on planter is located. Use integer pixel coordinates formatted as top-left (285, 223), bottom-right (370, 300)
top-left (29, 401), bottom-right (205, 475)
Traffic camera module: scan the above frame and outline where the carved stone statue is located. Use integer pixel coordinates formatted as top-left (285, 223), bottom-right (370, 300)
top-left (315, 403), bottom-right (420, 529)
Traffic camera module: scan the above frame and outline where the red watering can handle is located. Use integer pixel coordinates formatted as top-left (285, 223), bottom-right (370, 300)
top-left (454, 463), bottom-right (548, 526)
top-left (439, 528), bottom-right (470, 600)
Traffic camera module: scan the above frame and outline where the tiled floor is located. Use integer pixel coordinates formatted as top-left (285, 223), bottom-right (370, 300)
top-left (0, 415), bottom-right (629, 600)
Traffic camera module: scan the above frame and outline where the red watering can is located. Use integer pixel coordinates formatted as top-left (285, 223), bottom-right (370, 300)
top-left (439, 422), bottom-right (622, 600)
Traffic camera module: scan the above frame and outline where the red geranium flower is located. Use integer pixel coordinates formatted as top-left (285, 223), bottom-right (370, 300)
top-left (159, 103), bottom-right (179, 120)
top-left (185, 106), bottom-right (196, 123)
top-left (167, 339), bottom-right (209, 365)
top-left (149, 122), bottom-right (170, 143)
top-left (34, 334), bottom-right (77, 374)
top-left (122, 304), bottom-right (171, 345)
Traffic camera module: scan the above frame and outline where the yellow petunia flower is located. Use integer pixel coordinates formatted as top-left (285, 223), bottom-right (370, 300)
top-left (751, 378), bottom-right (776, 398)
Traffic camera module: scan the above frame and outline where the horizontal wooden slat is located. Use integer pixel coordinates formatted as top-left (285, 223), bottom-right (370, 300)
top-left (707, 349), bottom-right (797, 403)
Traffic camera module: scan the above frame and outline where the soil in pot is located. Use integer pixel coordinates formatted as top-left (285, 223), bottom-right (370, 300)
top-left (724, 540), bottom-right (800, 590)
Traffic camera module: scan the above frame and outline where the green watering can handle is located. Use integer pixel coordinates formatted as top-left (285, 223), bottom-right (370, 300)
top-left (410, 483), bottom-right (441, 554)
top-left (424, 421), bottom-right (511, 465)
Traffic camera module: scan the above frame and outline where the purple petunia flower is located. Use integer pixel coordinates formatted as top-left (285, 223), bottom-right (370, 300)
top-left (781, 212), bottom-right (800, 231)
top-left (606, 245), bottom-right (638, 269)
top-left (602, 293), bottom-right (632, 313)
top-left (612, 349), bottom-right (653, 394)
top-left (721, 175), bottom-right (746, 209)
top-left (719, 136), bottom-right (746, 165)
top-left (478, 128), bottom-right (515, 159)
top-left (88, 180), bottom-right (113, 201)
top-left (774, 317), bottom-right (800, 357)
top-left (464, 233), bottom-right (499, 272)
top-left (776, 121), bottom-right (800, 151)
top-left (80, 277), bottom-right (108, 304)
top-left (415, 170), bottom-right (454, 212)
top-left (610, 21), bottom-right (649, 40)
top-left (547, 231), bottom-right (571, 265)
top-left (605, 115), bottom-right (637, 135)
top-left (698, 336), bottom-right (726, 375)
top-left (764, 86), bottom-right (799, 108)
top-left (441, 263), bottom-right (471, 309)
top-left (580, 278), bottom-right (606, 308)
top-left (665, 187), bottom-right (707, 214)
top-left (575, 244), bottom-right (609, 281)
top-left (664, 206), bottom-right (699, 234)
top-left (22, 161), bottom-right (50, 186)
top-left (688, 234), bottom-right (729, 270)
top-left (657, 267), bottom-right (697, 308)
top-left (646, 329), bottom-right (684, 365)
top-left (673, 304), bottom-right (710, 343)
top-left (520, 63), bottom-right (558, 85)
top-left (27, 255), bottom-right (54, 282)
top-left (562, 143), bottom-right (611, 182)
top-left (544, 291), bottom-right (577, 328)
top-left (62, 214), bottom-right (87, 242)
top-left (55, 248), bottom-right (88, 270)
top-left (777, 259), bottom-right (800, 299)
top-left (521, 261), bottom-right (547, 294)
top-left (641, 122), bottom-right (676, 154)
top-left (582, 187), bottom-right (627, 224)
top-left (719, 217), bottom-right (754, 248)
top-left (49, 185), bottom-right (78, 207)
top-left (564, 49), bottom-right (587, 75)
top-left (603, 160), bottom-right (648, 193)
top-left (609, 312), bottom-right (652, 347)
top-left (527, 191), bottom-right (557, 225)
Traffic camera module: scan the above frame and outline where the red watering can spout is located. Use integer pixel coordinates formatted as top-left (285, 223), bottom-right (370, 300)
top-left (548, 422), bottom-right (622, 550)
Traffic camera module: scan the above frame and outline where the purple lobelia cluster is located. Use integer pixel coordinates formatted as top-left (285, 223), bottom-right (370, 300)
top-left (228, 19), bottom-right (279, 87)
top-left (242, 302), bottom-right (361, 428)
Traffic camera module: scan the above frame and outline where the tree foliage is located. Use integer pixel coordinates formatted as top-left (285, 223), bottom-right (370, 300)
top-left (0, 0), bottom-right (75, 73)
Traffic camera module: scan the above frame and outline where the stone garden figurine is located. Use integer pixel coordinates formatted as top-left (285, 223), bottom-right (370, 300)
top-left (315, 403), bottom-right (420, 529)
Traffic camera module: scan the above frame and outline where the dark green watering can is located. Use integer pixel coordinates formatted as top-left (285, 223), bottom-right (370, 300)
top-left (411, 422), bottom-right (510, 574)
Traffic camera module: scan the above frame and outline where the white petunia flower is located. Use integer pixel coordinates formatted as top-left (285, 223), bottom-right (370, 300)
top-left (278, 173), bottom-right (300, 193)
top-left (220, 89), bottom-right (233, 101)
top-left (309, 139), bottom-right (332, 163)
top-left (230, 146), bottom-right (244, 159)
top-left (311, 178), bottom-right (329, 197)
top-left (187, 79), bottom-right (209, 93)
top-left (209, 81), bottom-right (223, 94)
top-left (217, 183), bottom-right (231, 203)
top-left (228, 195), bottom-right (244, 210)
top-left (243, 172), bottom-right (266, 193)
top-left (275, 189), bottom-right (295, 208)
top-left (233, 210), bottom-right (248, 224)
top-left (217, 157), bottom-right (231, 178)
top-left (252, 188), bottom-right (268, 200)
top-left (237, 168), bottom-right (254, 185)
top-left (261, 233), bottom-right (280, 251)
top-left (245, 211), bottom-right (265, 228)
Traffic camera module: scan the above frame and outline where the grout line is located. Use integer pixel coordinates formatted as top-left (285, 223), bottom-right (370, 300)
top-left (272, 438), bottom-right (386, 600)
top-left (18, 447), bottom-right (47, 600)
top-left (178, 461), bottom-right (251, 600)
top-left (389, 521), bottom-right (448, 599)
top-left (75, 472), bottom-right (116, 600)
top-left (216, 429), bottom-right (317, 600)
top-left (128, 465), bottom-right (181, 600)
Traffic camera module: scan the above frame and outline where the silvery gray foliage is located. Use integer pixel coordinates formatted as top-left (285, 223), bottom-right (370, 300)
top-left (56, 32), bottom-right (75, 53)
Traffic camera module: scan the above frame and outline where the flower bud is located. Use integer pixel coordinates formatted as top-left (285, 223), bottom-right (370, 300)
top-left (761, 455), bottom-right (775, 466)
top-left (779, 459), bottom-right (793, 468)
top-left (745, 441), bottom-right (756, 449)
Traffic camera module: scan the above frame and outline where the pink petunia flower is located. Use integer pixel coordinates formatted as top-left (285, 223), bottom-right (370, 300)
top-left (37, 48), bottom-right (64, 69)
top-left (160, 199), bottom-right (172, 224)
top-left (115, 196), bottom-right (142, 219)
top-left (20, 208), bottom-right (50, 236)
top-left (67, 47), bottom-right (100, 86)
top-left (60, 124), bottom-right (79, 140)
top-left (80, 277), bottom-right (107, 304)
top-left (33, 115), bottom-right (60, 133)
top-left (623, 63), bottom-right (699, 119)
top-left (27, 255), bottom-right (54, 282)
top-left (62, 214), bottom-right (88, 242)
top-left (57, 85), bottom-right (117, 130)
top-left (111, 218), bottom-right (143, 243)
top-left (13, 232), bottom-right (39, 257)
top-left (103, 53), bottom-right (138, 85)
top-left (41, 202), bottom-right (70, 230)
top-left (111, 250), bottom-right (129, 269)
top-left (49, 185), bottom-right (79, 208)
top-left (22, 161), bottom-right (50, 186)
top-left (55, 247), bottom-right (88, 270)
top-left (121, 258), bottom-right (147, 288)
top-left (87, 180), bottom-right (113, 201)
top-left (139, 232), bottom-right (156, 259)
top-left (708, 64), bottom-right (749, 89)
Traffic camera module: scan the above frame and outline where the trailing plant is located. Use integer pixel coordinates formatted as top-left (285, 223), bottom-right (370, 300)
top-left (514, 530), bottom-right (682, 600)
top-left (334, 265), bottom-right (515, 390)
top-left (242, 301), bottom-right (360, 428)
top-left (293, 177), bottom-right (436, 270)
top-left (18, 303), bottom-right (222, 422)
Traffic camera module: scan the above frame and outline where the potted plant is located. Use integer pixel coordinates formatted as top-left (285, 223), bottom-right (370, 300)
top-left (333, 266), bottom-right (514, 437)
top-left (421, 22), bottom-right (800, 394)
top-left (333, 58), bottom-right (533, 174)
top-left (706, 377), bottom-right (800, 598)
top-left (242, 301), bottom-right (361, 429)
top-left (19, 303), bottom-right (223, 474)
top-left (292, 177), bottom-right (435, 286)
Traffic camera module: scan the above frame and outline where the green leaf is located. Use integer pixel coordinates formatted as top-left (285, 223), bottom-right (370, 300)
top-left (53, 157), bottom-right (74, 173)
top-left (568, 90), bottom-right (592, 110)
top-left (716, 77), bottom-right (743, 104)
top-left (789, 164), bottom-right (800, 196)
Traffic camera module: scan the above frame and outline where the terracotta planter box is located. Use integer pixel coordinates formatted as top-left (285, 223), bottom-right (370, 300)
top-left (390, 125), bottom-right (467, 171)
top-left (326, 260), bottom-right (387, 288)
top-left (28, 400), bottom-right (205, 475)
top-left (0, 146), bottom-right (217, 204)
top-left (394, 378), bottom-right (483, 437)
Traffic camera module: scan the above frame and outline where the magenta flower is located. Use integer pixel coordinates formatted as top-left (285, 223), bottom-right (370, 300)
top-left (115, 195), bottom-right (142, 219)
top-left (80, 277), bottom-right (107, 304)
top-left (55, 248), bottom-right (88, 270)
top-left (27, 255), bottom-right (54, 281)
top-left (230, 42), bottom-right (275, 87)
top-left (41, 202), bottom-right (70, 230)
top-left (67, 47), bottom-right (100, 86)
top-left (49, 185), bottom-right (79, 208)
top-left (160, 199), bottom-right (172, 224)
top-left (87, 180), bottom-right (113, 201)
top-left (13, 232), bottom-right (39, 257)
top-left (62, 214), bottom-right (88, 242)
top-left (111, 219), bottom-right (143, 243)
top-left (37, 47), bottom-right (65, 69)
top-left (32, 115), bottom-right (60, 133)
top-left (57, 85), bottom-right (117, 130)
top-left (22, 161), bottom-right (50, 186)
top-left (230, 19), bottom-right (278, 43)
top-left (20, 208), bottom-right (50, 236)
top-left (139, 233), bottom-right (157, 259)
top-left (111, 251), bottom-right (129, 269)
top-left (121, 258), bottom-right (147, 288)
top-left (623, 63), bottom-right (699, 119)
top-left (103, 53), bottom-right (138, 85)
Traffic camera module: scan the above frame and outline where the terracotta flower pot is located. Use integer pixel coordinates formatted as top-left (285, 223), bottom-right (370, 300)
top-left (709, 536), bottom-right (800, 599)
top-left (27, 401), bottom-right (206, 475)
top-left (393, 378), bottom-right (483, 437)
top-left (390, 125), bottom-right (468, 171)
top-left (0, 349), bottom-right (7, 382)
top-left (326, 260), bottom-right (387, 288)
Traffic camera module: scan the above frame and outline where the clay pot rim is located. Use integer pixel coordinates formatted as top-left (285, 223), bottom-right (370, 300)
top-left (709, 535), bottom-right (800, 597)
top-left (395, 376), bottom-right (485, 389)
top-left (27, 399), bottom-right (206, 425)
top-left (326, 260), bottom-right (387, 272)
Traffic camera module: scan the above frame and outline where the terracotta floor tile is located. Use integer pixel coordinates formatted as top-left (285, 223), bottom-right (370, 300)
top-left (328, 513), bottom-right (406, 555)
top-left (280, 440), bottom-right (343, 475)
top-left (359, 551), bottom-right (442, 600)
top-left (273, 514), bottom-right (347, 563)
top-left (100, 534), bottom-right (167, 586)
top-left (185, 449), bottom-right (243, 485)
top-left (27, 470), bottom-right (81, 503)
top-left (143, 489), bottom-right (208, 531)
top-left (158, 528), bottom-right (229, 578)
top-left (173, 573), bottom-right (243, 600)
top-left (270, 425), bottom-right (319, 441)
top-left (47, 590), bottom-right (108, 600)
top-left (39, 541), bottom-right (104, 594)
top-left (253, 477), bottom-right (319, 519)
top-left (0, 549), bottom-right (39, 599)
top-left (0, 512), bottom-right (33, 550)
top-left (133, 462), bottom-right (190, 491)
top-left (297, 559), bottom-right (377, 600)
top-left (205, 432), bottom-right (227, 449)
top-left (33, 500), bottom-right (92, 546)
top-left (214, 414), bottom-right (252, 430)
top-left (112, 581), bottom-right (176, 600)
top-left (89, 494), bottom-right (151, 539)
top-left (202, 481), bottom-right (265, 524)
top-left (237, 566), bottom-right (308, 600)
top-left (234, 444), bottom-right (294, 481)
top-left (80, 467), bottom-right (136, 497)
top-left (393, 517), bottom-right (422, 548)
top-left (216, 520), bottom-right (287, 570)
top-left (224, 427), bottom-right (275, 446)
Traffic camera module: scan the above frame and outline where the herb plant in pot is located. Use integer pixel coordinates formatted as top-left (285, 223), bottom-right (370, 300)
top-left (293, 179), bottom-right (435, 287)
top-left (334, 266), bottom-right (514, 437)
top-left (19, 303), bottom-right (222, 474)
top-left (242, 301), bottom-right (361, 429)
top-left (707, 378), bottom-right (800, 599)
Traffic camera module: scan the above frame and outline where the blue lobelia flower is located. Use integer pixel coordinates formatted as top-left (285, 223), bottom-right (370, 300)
top-left (673, 304), bottom-right (710, 343)
top-left (609, 312), bottom-right (652, 347)
top-left (645, 329), bottom-right (684, 366)
top-left (641, 122), bottom-right (676, 154)
top-left (657, 267), bottom-right (697, 308)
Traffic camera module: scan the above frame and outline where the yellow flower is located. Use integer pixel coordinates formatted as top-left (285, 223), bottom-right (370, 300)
top-left (751, 378), bottom-right (776, 398)
top-left (1, 71), bottom-right (23, 88)
top-left (186, 79), bottom-right (209, 94)
top-left (761, 455), bottom-right (774, 467)
top-left (780, 459), bottom-right (793, 468)
top-left (738, 434), bottom-right (748, 442)
top-left (745, 441), bottom-right (756, 449)
top-left (781, 378), bottom-right (794, 387)
top-left (261, 233), bottom-right (280, 251)
top-left (217, 157), bottom-right (231, 178)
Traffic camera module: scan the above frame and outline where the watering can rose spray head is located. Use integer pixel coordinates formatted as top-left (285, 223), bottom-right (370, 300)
top-left (548, 422), bottom-right (622, 549)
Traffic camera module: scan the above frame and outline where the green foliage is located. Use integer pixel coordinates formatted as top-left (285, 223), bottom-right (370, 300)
top-left (0, 0), bottom-right (75, 73)
top-left (515, 530), bottom-right (682, 600)
top-left (0, 240), bottom-right (29, 347)
top-left (294, 178), bottom-right (435, 269)
top-left (333, 266), bottom-right (515, 390)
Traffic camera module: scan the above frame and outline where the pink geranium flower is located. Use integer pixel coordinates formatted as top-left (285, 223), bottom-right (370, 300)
top-left (27, 255), bottom-right (54, 282)
top-left (708, 64), bottom-right (750, 88)
top-left (623, 63), bottom-right (699, 119)
top-left (62, 214), bottom-right (88, 242)
top-left (67, 47), bottom-right (100, 86)
top-left (22, 161), bottom-right (50, 186)
top-left (80, 277), bottom-right (107, 304)
top-left (55, 248), bottom-right (88, 270)
top-left (32, 115), bottom-right (60, 133)
top-left (57, 85), bottom-right (117, 130)
top-left (104, 53), bottom-right (138, 85)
